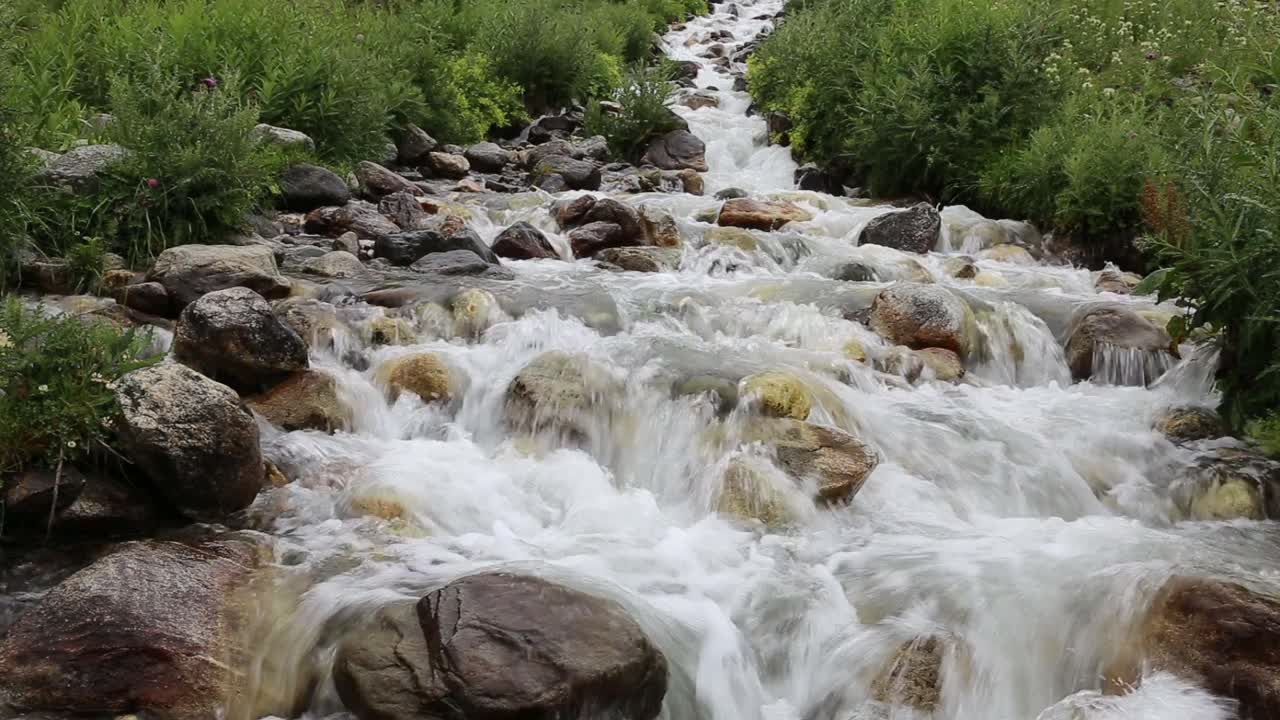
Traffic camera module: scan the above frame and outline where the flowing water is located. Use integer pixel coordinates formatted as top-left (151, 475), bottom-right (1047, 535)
top-left (233, 2), bottom-right (1280, 719)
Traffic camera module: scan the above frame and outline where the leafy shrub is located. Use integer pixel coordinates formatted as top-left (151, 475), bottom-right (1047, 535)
top-left (1248, 413), bottom-right (1280, 456)
top-left (586, 65), bottom-right (683, 161)
top-left (0, 82), bottom-right (36, 287)
top-left (0, 297), bottom-right (157, 477)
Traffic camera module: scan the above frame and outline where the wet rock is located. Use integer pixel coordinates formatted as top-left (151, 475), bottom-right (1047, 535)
top-left (705, 226), bottom-right (759, 251)
top-left (251, 123), bottom-right (314, 151)
top-left (1096, 269), bottom-right (1143, 295)
top-left (979, 244), bottom-right (1035, 265)
top-left (641, 129), bottom-right (708, 172)
top-left (333, 573), bottom-right (667, 720)
top-left (427, 151), bottom-right (470, 179)
top-left (640, 206), bottom-right (683, 247)
top-left (859, 203), bottom-right (941, 254)
top-left (681, 91), bottom-right (720, 110)
top-left (1114, 576), bottom-right (1280, 719)
top-left (49, 471), bottom-right (159, 537)
top-left (869, 283), bottom-right (976, 358)
top-left (375, 224), bottom-right (498, 266)
top-left (1157, 406), bottom-right (1226, 443)
top-left (1180, 445), bottom-right (1280, 521)
top-left (450, 288), bottom-right (502, 340)
top-left (717, 198), bottom-right (812, 231)
top-left (679, 169), bottom-right (704, 195)
top-left (305, 201), bottom-right (402, 241)
top-left (492, 221), bottom-right (557, 260)
top-left (535, 173), bottom-right (571, 193)
top-left (505, 352), bottom-right (620, 436)
top-left (766, 111), bottom-right (792, 141)
top-left (943, 256), bottom-right (978, 279)
top-left (718, 457), bottom-right (791, 526)
top-left (870, 637), bottom-right (944, 710)
top-left (410, 249), bottom-right (491, 275)
top-left (674, 374), bottom-right (739, 415)
top-left (2, 466), bottom-right (88, 519)
top-left (368, 315), bottom-right (417, 346)
top-left (749, 419), bottom-right (880, 503)
top-left (715, 187), bottom-right (749, 200)
top-left (844, 339), bottom-right (869, 363)
top-left (569, 221), bottom-right (627, 258)
top-left (114, 281), bottom-right (171, 317)
top-left (0, 538), bottom-right (266, 720)
top-left (379, 191), bottom-right (431, 231)
top-left (377, 352), bottom-right (457, 404)
top-left (396, 125), bottom-right (438, 165)
top-left (742, 371), bottom-right (812, 420)
top-left (596, 246), bottom-right (681, 273)
top-left (531, 154), bottom-right (602, 191)
top-left (464, 142), bottom-right (510, 173)
top-left (833, 262), bottom-right (878, 282)
top-left (175, 285), bottom-right (309, 391)
top-left (355, 161), bottom-right (420, 199)
top-left (115, 363), bottom-right (264, 520)
top-left (247, 369), bottom-right (350, 433)
top-left (304, 250), bottom-right (365, 279)
top-left (34, 143), bottom-right (128, 193)
top-left (273, 298), bottom-right (347, 352)
top-left (795, 163), bottom-right (837, 193)
top-left (280, 164), bottom-right (351, 212)
top-left (553, 195), bottom-right (598, 227)
top-left (148, 244), bottom-right (290, 309)
top-left (917, 347), bottom-right (964, 382)
top-left (671, 60), bottom-right (700, 84)
top-left (334, 231), bottom-right (361, 255)
top-left (1064, 305), bottom-right (1175, 382)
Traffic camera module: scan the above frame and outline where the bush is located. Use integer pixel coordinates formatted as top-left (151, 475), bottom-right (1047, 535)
top-left (585, 65), bottom-right (683, 161)
top-left (0, 297), bottom-right (157, 478)
top-left (0, 83), bottom-right (36, 287)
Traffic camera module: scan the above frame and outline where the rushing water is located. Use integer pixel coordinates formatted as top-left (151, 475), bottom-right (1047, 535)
top-left (233, 2), bottom-right (1280, 719)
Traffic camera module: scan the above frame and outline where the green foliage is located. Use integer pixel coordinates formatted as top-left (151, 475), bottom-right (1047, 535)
top-left (0, 297), bottom-right (157, 476)
top-left (585, 65), bottom-right (682, 161)
top-left (1247, 413), bottom-right (1280, 456)
top-left (0, 83), bottom-right (36, 287)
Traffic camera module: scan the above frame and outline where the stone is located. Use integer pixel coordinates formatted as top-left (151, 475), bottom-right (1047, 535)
top-left (747, 419), bottom-right (880, 503)
top-left (870, 637), bottom-right (944, 710)
top-left (396, 125), bottom-right (438, 165)
top-left (717, 198), bottom-right (812, 231)
top-left (52, 471), bottom-right (159, 537)
top-left (334, 573), bottom-right (667, 720)
top-left (148, 244), bottom-right (290, 309)
top-left (718, 457), bottom-right (791, 527)
top-left (427, 151), bottom-right (470, 179)
top-left (766, 111), bottom-right (793, 139)
top-left (742, 371), bottom-right (812, 420)
top-left (596, 246), bottom-right (681, 273)
top-left (833, 262), bottom-right (878, 282)
top-left (679, 169), bottom-right (704, 195)
top-left (115, 363), bottom-right (263, 520)
top-left (917, 347), bottom-right (965, 382)
top-left (1, 466), bottom-right (88, 519)
top-left (1180, 445), bottom-right (1280, 521)
top-left (943, 256), bottom-right (978, 279)
top-left (114, 281), bottom-right (171, 317)
top-left (553, 195), bottom-right (597, 227)
top-left (303, 250), bottom-right (365, 279)
top-left (568, 222), bottom-right (627, 258)
top-left (681, 92), bottom-right (720, 110)
top-left (1111, 576), bottom-right (1280, 719)
top-left (463, 142), bottom-right (509, 173)
top-left (368, 316), bottom-right (417, 346)
top-left (377, 353), bottom-right (457, 403)
top-left (305, 201), bottom-right (402, 241)
top-left (409, 249), bottom-right (490, 275)
top-left (251, 123), bottom-right (315, 151)
top-left (492, 222), bottom-right (557, 260)
top-left (355, 161), bottom-right (420, 199)
top-left (859, 203), bottom-right (942, 254)
top-left (869, 283), bottom-right (976, 358)
top-left (715, 187), bottom-right (749, 200)
top-left (450, 288), bottom-right (502, 340)
top-left (1064, 305), bottom-right (1175, 382)
top-left (273, 298), bottom-right (347, 352)
top-left (534, 174), bottom-right (571, 193)
top-left (1096, 269), bottom-right (1143, 295)
top-left (979, 244), bottom-right (1035, 265)
top-left (1156, 406), bottom-right (1226, 442)
top-left (280, 164), bottom-right (351, 212)
top-left (641, 130), bottom-right (708, 172)
top-left (334, 231), bottom-right (360, 255)
top-left (0, 538), bottom-right (266, 720)
top-left (505, 352), bottom-right (620, 437)
top-left (375, 223), bottom-right (498, 266)
top-left (532, 155), bottom-right (602, 191)
top-left (378, 191), bottom-right (431, 231)
top-left (247, 369), bottom-right (350, 432)
top-left (705, 226), bottom-right (759, 251)
top-left (640, 206), bottom-right (682, 247)
top-left (34, 144), bottom-right (128, 193)
top-left (174, 287), bottom-right (309, 392)
top-left (674, 374), bottom-right (739, 416)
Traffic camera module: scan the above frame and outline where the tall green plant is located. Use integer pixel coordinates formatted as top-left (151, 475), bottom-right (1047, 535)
top-left (585, 65), bottom-right (682, 161)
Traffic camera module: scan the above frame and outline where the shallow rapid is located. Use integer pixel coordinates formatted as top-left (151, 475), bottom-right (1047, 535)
top-left (242, 2), bottom-right (1279, 719)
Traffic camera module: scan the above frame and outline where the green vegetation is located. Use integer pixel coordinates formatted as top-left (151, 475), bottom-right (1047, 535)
top-left (751, 0), bottom-right (1280, 430)
top-left (0, 298), bottom-right (157, 477)
top-left (1, 0), bottom-right (705, 274)
top-left (586, 65), bottom-right (684, 161)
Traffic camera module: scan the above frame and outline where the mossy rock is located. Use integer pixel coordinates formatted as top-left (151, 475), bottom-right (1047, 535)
top-left (742, 371), bottom-right (812, 420)
top-left (378, 352), bottom-right (458, 404)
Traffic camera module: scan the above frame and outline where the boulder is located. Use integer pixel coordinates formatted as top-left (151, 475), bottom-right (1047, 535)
top-left (280, 164), bottom-right (351, 212)
top-left (427, 152), bottom-right (470, 179)
top-left (251, 124), bottom-right (315, 152)
top-left (1180, 445), bottom-right (1280, 521)
top-left (33, 144), bottom-right (128, 193)
top-left (375, 224), bottom-right (498, 266)
top-left (396, 125), bottom-right (438, 165)
top-left (717, 198), bottom-right (812, 231)
top-left (273, 298), bottom-right (347, 352)
top-left (377, 353), bottom-right (458, 403)
top-left (979, 244), bottom-right (1035, 265)
top-left (148, 244), bottom-right (290, 309)
top-left (355, 161), bottom-right (420, 199)
top-left (379, 191), bottom-right (431, 231)
top-left (450, 288), bottom-right (502, 340)
top-left (747, 419), bottom-right (880, 503)
top-left (859, 203), bottom-right (941, 254)
top-left (409, 249), bottom-right (490, 275)
top-left (113, 281), bottom-right (172, 317)
top-left (463, 142), bottom-right (509, 173)
top-left (492, 222), bottom-right (557, 260)
top-left (741, 371), bottom-right (812, 420)
top-left (1112, 576), bottom-right (1280, 719)
top-left (943, 256), bottom-right (978, 279)
top-left (305, 201), bottom-right (401, 241)
top-left (917, 347), bottom-right (965, 382)
top-left (596, 246), bottom-right (681, 273)
top-left (869, 284), bottom-right (976, 357)
top-left (641, 130), bottom-right (707, 172)
top-left (1156, 406), bottom-right (1226, 442)
top-left (247, 369), bottom-right (350, 432)
top-left (115, 363), bottom-right (263, 520)
top-left (303, 250), bottom-right (365, 279)
top-left (368, 316), bottom-right (418, 346)
top-left (0, 538), bottom-right (265, 720)
top-left (334, 231), bottom-right (361, 255)
top-left (1096, 269), bottom-right (1144, 295)
top-left (505, 352), bottom-right (620, 437)
top-left (333, 573), bottom-right (667, 720)
top-left (568, 222), bottom-right (628, 258)
top-left (47, 471), bottom-right (159, 537)
top-left (870, 637), bottom-right (944, 710)
top-left (174, 287), bottom-right (309, 392)
top-left (1, 466), bottom-right (88, 519)
top-left (705, 226), bottom-right (759, 251)
top-left (1064, 305), bottom-right (1175, 382)
top-left (553, 195), bottom-right (597, 227)
top-left (532, 155), bottom-right (602, 191)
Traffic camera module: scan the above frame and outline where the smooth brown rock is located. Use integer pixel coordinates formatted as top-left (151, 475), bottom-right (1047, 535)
top-left (869, 284), bottom-right (975, 358)
top-left (248, 369), bottom-right (350, 432)
top-left (717, 198), bottom-right (812, 231)
top-left (1064, 305), bottom-right (1175, 382)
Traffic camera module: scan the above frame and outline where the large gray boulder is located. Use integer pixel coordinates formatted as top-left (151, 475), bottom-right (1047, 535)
top-left (174, 287), bottom-right (309, 392)
top-left (641, 130), bottom-right (707, 172)
top-left (251, 123), bottom-right (315, 151)
top-left (869, 283), bottom-right (976, 358)
top-left (531, 155), bottom-right (601, 191)
top-left (375, 225), bottom-right (499, 266)
top-left (0, 538), bottom-right (266, 720)
top-left (148, 244), bottom-right (290, 310)
top-left (409, 249), bottom-right (491, 276)
top-left (280, 163), bottom-right (351, 211)
top-left (355, 161), bottom-right (420, 199)
top-left (859, 203), bottom-right (942, 254)
top-left (34, 144), bottom-right (129, 194)
top-left (334, 572), bottom-right (667, 720)
top-left (396, 124), bottom-right (438, 165)
top-left (114, 363), bottom-right (263, 520)
top-left (464, 142), bottom-right (510, 173)
top-left (305, 201), bottom-right (402, 240)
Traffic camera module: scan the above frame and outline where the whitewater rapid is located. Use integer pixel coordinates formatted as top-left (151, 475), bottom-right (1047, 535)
top-left (241, 2), bottom-right (1278, 719)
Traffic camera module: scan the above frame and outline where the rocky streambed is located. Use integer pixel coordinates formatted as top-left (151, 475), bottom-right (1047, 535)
top-left (5, 1), bottom-right (1280, 720)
